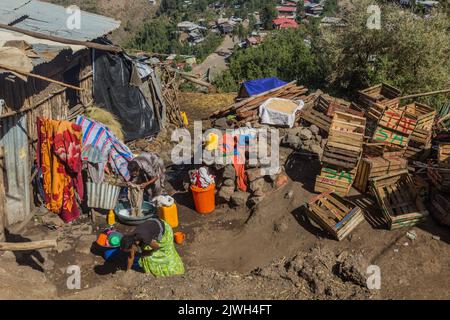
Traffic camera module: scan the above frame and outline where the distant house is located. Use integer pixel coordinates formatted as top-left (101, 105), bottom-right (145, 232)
top-left (304, 2), bottom-right (324, 16)
top-left (276, 6), bottom-right (297, 19)
top-left (177, 21), bottom-right (201, 32)
top-left (273, 18), bottom-right (299, 29)
top-left (320, 17), bottom-right (346, 27)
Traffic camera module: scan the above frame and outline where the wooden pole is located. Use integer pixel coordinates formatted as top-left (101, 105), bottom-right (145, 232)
top-left (0, 147), bottom-right (5, 242)
top-left (0, 23), bottom-right (123, 53)
top-left (0, 239), bottom-right (57, 251)
top-left (0, 64), bottom-right (84, 91)
top-left (398, 88), bottom-right (450, 100)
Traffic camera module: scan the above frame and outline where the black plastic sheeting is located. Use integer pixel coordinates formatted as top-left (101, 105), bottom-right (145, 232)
top-left (93, 50), bottom-right (160, 141)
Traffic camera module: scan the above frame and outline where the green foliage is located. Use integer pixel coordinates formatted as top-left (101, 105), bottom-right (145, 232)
top-left (214, 29), bottom-right (326, 92)
top-left (318, 0), bottom-right (450, 108)
top-left (261, 3), bottom-right (277, 30)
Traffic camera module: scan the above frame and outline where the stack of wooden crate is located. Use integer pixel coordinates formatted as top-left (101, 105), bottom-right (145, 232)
top-left (372, 107), bottom-right (418, 152)
top-left (358, 83), bottom-right (402, 122)
top-left (305, 190), bottom-right (365, 241)
top-left (402, 102), bottom-right (436, 160)
top-left (354, 145), bottom-right (408, 193)
top-left (370, 170), bottom-right (429, 229)
top-left (315, 111), bottom-right (366, 196)
top-left (300, 93), bottom-right (364, 133)
top-left (437, 142), bottom-right (450, 167)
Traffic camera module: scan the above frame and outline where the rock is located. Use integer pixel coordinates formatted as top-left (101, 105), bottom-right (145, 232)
top-left (222, 178), bottom-right (235, 187)
top-left (321, 138), bottom-right (327, 149)
top-left (281, 134), bottom-right (301, 149)
top-left (248, 196), bottom-right (265, 207)
top-left (309, 125), bottom-right (320, 135)
top-left (268, 174), bottom-right (278, 182)
top-left (218, 186), bottom-right (235, 202)
top-left (336, 252), bottom-right (369, 287)
top-left (250, 178), bottom-right (265, 193)
top-left (246, 168), bottom-right (264, 182)
top-left (75, 235), bottom-right (96, 255)
top-left (73, 224), bottom-right (93, 236)
top-left (222, 165), bottom-right (236, 180)
top-left (314, 133), bottom-right (322, 144)
top-left (302, 139), bottom-right (312, 146)
top-left (230, 192), bottom-right (249, 207)
top-left (299, 128), bottom-right (313, 140)
top-left (310, 144), bottom-right (323, 156)
top-left (273, 222), bottom-right (288, 233)
top-left (432, 235), bottom-right (441, 241)
top-left (253, 189), bottom-right (265, 197)
top-left (56, 240), bottom-right (72, 253)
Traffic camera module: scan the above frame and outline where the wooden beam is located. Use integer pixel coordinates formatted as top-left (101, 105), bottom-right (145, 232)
top-left (0, 239), bottom-right (57, 251)
top-left (399, 88), bottom-right (450, 100)
top-left (0, 63), bottom-right (84, 91)
top-left (0, 23), bottom-right (123, 53)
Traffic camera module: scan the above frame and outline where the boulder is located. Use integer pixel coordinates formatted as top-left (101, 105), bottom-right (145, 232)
top-left (249, 178), bottom-right (265, 193)
top-left (222, 165), bottom-right (236, 180)
top-left (299, 128), bottom-right (313, 140)
top-left (218, 186), bottom-right (235, 202)
top-left (281, 134), bottom-right (301, 149)
top-left (309, 125), bottom-right (320, 135)
top-left (222, 178), bottom-right (235, 187)
top-left (75, 235), bottom-right (96, 255)
top-left (314, 133), bottom-right (322, 144)
top-left (246, 168), bottom-right (264, 182)
top-left (302, 139), bottom-right (312, 146)
top-left (310, 144), bottom-right (323, 156)
top-left (230, 192), bottom-right (249, 207)
top-left (248, 196), bottom-right (265, 207)
top-left (274, 173), bottom-right (288, 189)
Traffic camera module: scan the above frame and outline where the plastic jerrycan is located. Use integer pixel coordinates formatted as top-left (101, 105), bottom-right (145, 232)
top-left (158, 203), bottom-right (179, 228)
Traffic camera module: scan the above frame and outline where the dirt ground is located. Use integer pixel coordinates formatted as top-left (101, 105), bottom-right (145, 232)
top-left (1, 93), bottom-right (449, 300)
top-left (1, 146), bottom-right (449, 300)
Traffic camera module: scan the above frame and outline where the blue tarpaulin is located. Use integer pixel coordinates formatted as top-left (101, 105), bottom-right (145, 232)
top-left (240, 77), bottom-right (288, 97)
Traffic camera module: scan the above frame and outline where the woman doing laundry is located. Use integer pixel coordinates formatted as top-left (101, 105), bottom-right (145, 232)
top-left (127, 152), bottom-right (166, 216)
top-left (120, 217), bottom-right (185, 277)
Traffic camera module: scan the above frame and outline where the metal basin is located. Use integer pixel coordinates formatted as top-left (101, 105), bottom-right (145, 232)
top-left (114, 200), bottom-right (157, 226)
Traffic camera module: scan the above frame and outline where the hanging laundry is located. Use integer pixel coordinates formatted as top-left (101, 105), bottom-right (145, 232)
top-left (189, 167), bottom-right (215, 188)
top-left (220, 133), bottom-right (248, 192)
top-left (37, 118), bottom-right (83, 223)
top-left (75, 116), bottom-right (134, 181)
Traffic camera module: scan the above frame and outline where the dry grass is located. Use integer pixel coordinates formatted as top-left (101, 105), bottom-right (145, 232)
top-left (179, 92), bottom-right (237, 122)
top-left (84, 106), bottom-right (124, 141)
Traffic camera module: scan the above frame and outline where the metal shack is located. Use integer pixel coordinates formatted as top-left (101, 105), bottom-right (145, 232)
top-left (0, 0), bottom-right (120, 236)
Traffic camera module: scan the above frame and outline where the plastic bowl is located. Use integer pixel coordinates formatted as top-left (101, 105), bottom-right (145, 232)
top-left (114, 200), bottom-right (157, 225)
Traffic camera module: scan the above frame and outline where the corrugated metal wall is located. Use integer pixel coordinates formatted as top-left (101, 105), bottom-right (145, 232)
top-left (0, 114), bottom-right (31, 225)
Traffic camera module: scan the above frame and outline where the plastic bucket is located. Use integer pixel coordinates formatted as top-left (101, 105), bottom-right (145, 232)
top-left (190, 184), bottom-right (215, 214)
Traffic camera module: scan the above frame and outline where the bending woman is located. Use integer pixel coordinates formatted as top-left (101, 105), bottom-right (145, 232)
top-left (120, 217), bottom-right (184, 277)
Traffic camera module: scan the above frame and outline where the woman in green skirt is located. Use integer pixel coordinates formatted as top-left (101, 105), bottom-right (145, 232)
top-left (120, 217), bottom-right (184, 277)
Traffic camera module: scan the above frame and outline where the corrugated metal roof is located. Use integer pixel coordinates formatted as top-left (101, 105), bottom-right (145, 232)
top-left (0, 0), bottom-right (121, 41)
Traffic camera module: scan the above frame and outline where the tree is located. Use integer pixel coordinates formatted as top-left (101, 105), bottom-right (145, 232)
top-left (214, 28), bottom-right (326, 92)
top-left (261, 4), bottom-right (277, 30)
top-left (317, 0), bottom-right (450, 107)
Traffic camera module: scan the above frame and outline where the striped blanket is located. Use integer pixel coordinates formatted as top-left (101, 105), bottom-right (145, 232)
top-left (75, 116), bottom-right (134, 181)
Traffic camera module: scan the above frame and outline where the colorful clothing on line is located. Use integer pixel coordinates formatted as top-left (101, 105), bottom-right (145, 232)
top-left (37, 118), bottom-right (83, 223)
top-left (138, 220), bottom-right (185, 277)
top-left (220, 134), bottom-right (248, 192)
top-left (75, 116), bottom-right (134, 181)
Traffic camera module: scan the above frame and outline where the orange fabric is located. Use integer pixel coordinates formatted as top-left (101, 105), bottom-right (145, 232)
top-left (220, 134), bottom-right (247, 192)
top-left (38, 118), bottom-right (83, 223)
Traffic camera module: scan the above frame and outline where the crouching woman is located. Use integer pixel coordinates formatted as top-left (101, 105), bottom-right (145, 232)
top-left (120, 218), bottom-right (184, 277)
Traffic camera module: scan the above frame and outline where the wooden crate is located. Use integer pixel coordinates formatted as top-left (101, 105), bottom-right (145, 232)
top-left (315, 165), bottom-right (357, 197)
top-left (358, 83), bottom-right (401, 121)
top-left (402, 102), bottom-right (436, 131)
top-left (372, 126), bottom-right (409, 148)
top-left (404, 140), bottom-right (431, 161)
top-left (438, 143), bottom-right (450, 167)
top-left (322, 145), bottom-right (361, 169)
top-left (427, 165), bottom-right (450, 192)
top-left (354, 155), bottom-right (407, 193)
top-left (328, 111), bottom-right (366, 152)
top-left (430, 192), bottom-right (450, 227)
top-left (300, 103), bottom-right (332, 132)
top-left (370, 171), bottom-right (429, 230)
top-left (377, 108), bottom-right (418, 136)
top-left (306, 190), bottom-right (365, 241)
